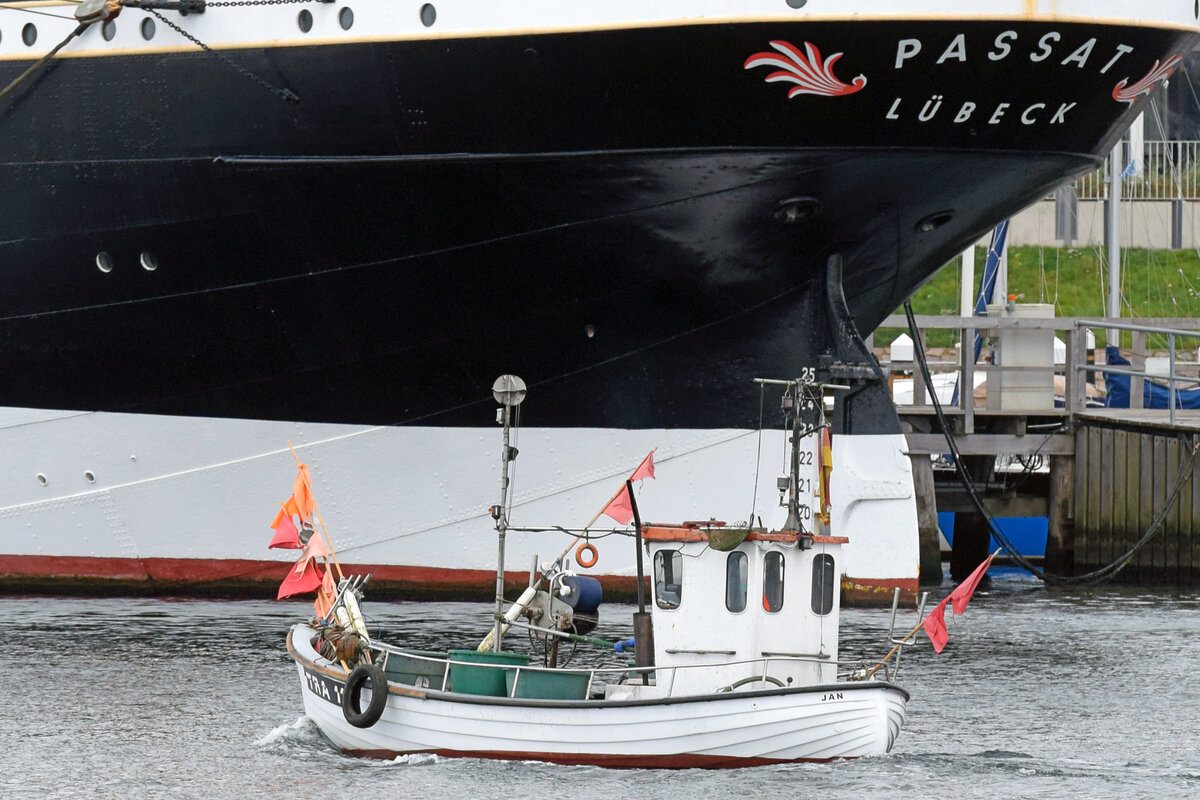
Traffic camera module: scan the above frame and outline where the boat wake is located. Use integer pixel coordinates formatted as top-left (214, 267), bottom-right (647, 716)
top-left (256, 716), bottom-right (334, 754)
top-left (392, 754), bottom-right (443, 767)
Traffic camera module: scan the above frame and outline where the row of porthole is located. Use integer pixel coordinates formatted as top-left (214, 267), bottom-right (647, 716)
top-left (297, 3), bottom-right (436, 32)
top-left (3, 20), bottom-right (146, 43)
top-left (2, 3), bottom-right (436, 47)
top-left (36, 471), bottom-right (96, 486)
top-left (96, 251), bottom-right (159, 273)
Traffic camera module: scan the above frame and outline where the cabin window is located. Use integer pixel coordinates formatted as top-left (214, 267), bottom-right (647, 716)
top-left (811, 554), bottom-right (836, 616)
top-left (654, 550), bottom-right (682, 609)
top-left (762, 551), bottom-right (785, 612)
top-left (725, 551), bottom-right (748, 612)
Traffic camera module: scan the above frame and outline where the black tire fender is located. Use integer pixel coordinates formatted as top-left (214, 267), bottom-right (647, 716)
top-left (342, 663), bottom-right (388, 728)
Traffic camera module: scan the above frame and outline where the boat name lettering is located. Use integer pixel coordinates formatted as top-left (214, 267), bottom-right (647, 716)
top-left (894, 33), bottom-right (1133, 74)
top-left (821, 692), bottom-right (844, 701)
top-left (303, 668), bottom-right (345, 706)
top-left (884, 98), bottom-right (1076, 126)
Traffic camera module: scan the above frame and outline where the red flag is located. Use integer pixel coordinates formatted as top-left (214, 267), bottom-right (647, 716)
top-left (278, 556), bottom-right (324, 599)
top-left (601, 484), bottom-right (634, 525)
top-left (922, 597), bottom-right (951, 654)
top-left (949, 553), bottom-right (995, 614)
top-left (629, 449), bottom-right (655, 482)
top-left (268, 510), bottom-right (301, 549)
top-left (922, 552), bottom-right (995, 653)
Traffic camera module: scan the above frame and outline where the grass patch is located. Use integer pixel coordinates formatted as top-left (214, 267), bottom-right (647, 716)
top-left (875, 246), bottom-right (1200, 351)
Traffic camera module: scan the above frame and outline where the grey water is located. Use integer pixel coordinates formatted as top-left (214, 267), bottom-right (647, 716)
top-left (3, 574), bottom-right (1199, 799)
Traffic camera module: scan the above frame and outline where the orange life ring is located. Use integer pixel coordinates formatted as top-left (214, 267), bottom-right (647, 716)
top-left (575, 542), bottom-right (599, 568)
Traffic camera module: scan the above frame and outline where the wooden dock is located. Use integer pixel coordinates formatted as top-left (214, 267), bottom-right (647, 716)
top-left (880, 315), bottom-right (1200, 586)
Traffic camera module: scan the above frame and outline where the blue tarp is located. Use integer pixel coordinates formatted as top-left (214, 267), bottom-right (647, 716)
top-left (1103, 346), bottom-right (1200, 409)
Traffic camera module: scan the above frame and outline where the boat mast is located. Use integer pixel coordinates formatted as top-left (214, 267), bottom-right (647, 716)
top-left (489, 374), bottom-right (526, 652)
top-left (754, 377), bottom-right (821, 537)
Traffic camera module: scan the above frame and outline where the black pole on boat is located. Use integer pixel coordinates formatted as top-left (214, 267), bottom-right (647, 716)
top-left (626, 480), bottom-right (655, 683)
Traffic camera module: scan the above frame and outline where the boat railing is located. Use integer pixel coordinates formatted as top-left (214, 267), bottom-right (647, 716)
top-left (372, 641), bottom-right (887, 699)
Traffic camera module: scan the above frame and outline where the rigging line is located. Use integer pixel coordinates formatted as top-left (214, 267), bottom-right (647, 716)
top-left (333, 430), bottom-right (761, 554)
top-left (0, 20), bottom-right (86, 104)
top-left (0, 5), bottom-right (76, 17)
top-left (747, 380), bottom-right (765, 528)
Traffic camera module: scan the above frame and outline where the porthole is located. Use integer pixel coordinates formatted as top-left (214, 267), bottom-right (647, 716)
top-left (915, 210), bottom-right (953, 233)
top-left (96, 252), bottom-right (114, 273)
top-left (338, 7), bottom-right (353, 29)
top-left (785, 0), bottom-right (807, 7)
top-left (22, 23), bottom-right (36, 47)
top-left (763, 551), bottom-right (785, 612)
top-left (85, 471), bottom-right (96, 483)
top-left (140, 251), bottom-right (158, 271)
top-left (102, 20), bottom-right (116, 41)
top-left (653, 550), bottom-right (682, 609)
top-left (811, 553), bottom-right (835, 616)
top-left (725, 551), bottom-right (748, 613)
top-left (141, 17), bottom-right (155, 40)
top-left (419, 3), bottom-right (436, 27)
top-left (297, 9), bottom-right (312, 33)
top-left (36, 473), bottom-right (47, 487)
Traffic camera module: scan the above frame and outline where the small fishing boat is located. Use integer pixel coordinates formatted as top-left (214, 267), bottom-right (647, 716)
top-left (281, 376), bottom-right (922, 767)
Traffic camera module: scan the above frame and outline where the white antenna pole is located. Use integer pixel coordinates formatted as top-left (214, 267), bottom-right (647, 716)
top-left (959, 244), bottom-right (975, 316)
top-left (1107, 141), bottom-right (1122, 342)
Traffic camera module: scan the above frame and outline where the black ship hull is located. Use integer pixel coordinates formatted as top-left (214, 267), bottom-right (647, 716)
top-left (1, 16), bottom-right (1194, 428)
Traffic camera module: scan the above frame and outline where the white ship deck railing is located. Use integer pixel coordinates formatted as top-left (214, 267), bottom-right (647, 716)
top-left (1072, 140), bottom-right (1200, 201)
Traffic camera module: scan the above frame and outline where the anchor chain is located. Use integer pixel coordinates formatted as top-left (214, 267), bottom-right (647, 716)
top-left (0, 0), bottom-right (300, 108)
top-left (145, 8), bottom-right (300, 104)
top-left (208, 0), bottom-right (334, 6)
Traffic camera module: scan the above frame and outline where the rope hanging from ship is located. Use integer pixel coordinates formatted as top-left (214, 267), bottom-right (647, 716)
top-left (903, 301), bottom-right (1199, 586)
top-left (0, 0), bottom-right (300, 107)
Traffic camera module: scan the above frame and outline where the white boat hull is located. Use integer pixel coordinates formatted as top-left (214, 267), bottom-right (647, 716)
top-left (0, 408), bottom-right (919, 603)
top-left (289, 628), bottom-right (908, 767)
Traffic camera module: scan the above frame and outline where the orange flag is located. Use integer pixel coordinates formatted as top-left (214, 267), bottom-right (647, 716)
top-left (270, 496), bottom-right (300, 530)
top-left (293, 464), bottom-right (315, 522)
top-left (314, 569), bottom-right (338, 617)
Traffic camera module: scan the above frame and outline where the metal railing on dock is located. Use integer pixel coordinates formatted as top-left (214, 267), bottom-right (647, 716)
top-left (876, 314), bottom-right (1200, 432)
top-left (879, 314), bottom-right (1200, 586)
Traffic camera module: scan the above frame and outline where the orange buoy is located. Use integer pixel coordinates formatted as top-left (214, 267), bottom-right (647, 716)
top-left (575, 542), bottom-right (599, 568)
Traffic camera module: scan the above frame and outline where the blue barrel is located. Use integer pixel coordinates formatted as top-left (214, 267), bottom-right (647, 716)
top-left (561, 575), bottom-right (603, 614)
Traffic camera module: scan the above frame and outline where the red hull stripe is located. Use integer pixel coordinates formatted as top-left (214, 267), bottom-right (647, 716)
top-left (0, 553), bottom-right (916, 605)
